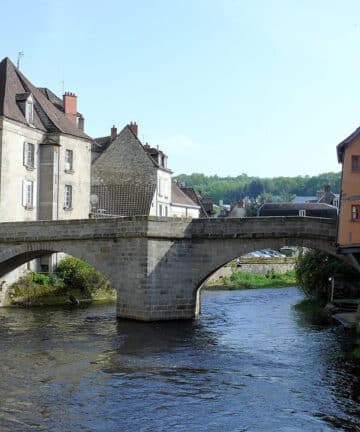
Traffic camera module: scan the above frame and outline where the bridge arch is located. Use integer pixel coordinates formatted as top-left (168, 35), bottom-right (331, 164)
top-left (193, 236), bottom-right (340, 293)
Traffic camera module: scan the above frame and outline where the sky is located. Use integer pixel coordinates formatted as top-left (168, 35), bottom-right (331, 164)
top-left (2, 0), bottom-right (360, 177)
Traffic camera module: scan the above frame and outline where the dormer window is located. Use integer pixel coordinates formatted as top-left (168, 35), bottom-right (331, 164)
top-left (25, 94), bottom-right (34, 125)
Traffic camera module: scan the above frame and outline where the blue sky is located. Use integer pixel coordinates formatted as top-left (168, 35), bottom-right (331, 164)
top-left (2, 0), bottom-right (360, 177)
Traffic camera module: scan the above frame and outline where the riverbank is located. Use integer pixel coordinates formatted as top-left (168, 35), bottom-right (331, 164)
top-left (4, 257), bottom-right (116, 308)
top-left (205, 270), bottom-right (296, 290)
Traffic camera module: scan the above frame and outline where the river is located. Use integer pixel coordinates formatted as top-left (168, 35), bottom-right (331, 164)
top-left (0, 287), bottom-right (359, 431)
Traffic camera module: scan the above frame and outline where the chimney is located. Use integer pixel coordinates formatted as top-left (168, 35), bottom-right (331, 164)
top-left (63, 92), bottom-right (77, 125)
top-left (111, 125), bottom-right (117, 140)
top-left (324, 183), bottom-right (331, 193)
top-left (129, 121), bottom-right (138, 136)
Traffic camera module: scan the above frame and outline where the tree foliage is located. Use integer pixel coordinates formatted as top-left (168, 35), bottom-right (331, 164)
top-left (174, 172), bottom-right (341, 204)
top-left (295, 250), bottom-right (359, 301)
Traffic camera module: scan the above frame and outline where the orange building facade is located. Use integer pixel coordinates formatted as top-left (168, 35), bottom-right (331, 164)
top-left (337, 127), bottom-right (360, 255)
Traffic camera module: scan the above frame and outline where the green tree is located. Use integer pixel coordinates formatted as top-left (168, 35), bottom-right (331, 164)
top-left (295, 250), bottom-right (359, 301)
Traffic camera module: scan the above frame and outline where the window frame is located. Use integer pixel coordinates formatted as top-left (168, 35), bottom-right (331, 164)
top-left (25, 96), bottom-right (34, 125)
top-left (352, 155), bottom-right (360, 172)
top-left (64, 184), bottom-right (73, 210)
top-left (22, 179), bottom-right (34, 209)
top-left (352, 205), bottom-right (360, 221)
top-left (23, 142), bottom-right (35, 170)
top-left (64, 149), bottom-right (74, 173)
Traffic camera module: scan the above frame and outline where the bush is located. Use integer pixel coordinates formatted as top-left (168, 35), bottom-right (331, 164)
top-left (8, 257), bottom-right (114, 305)
top-left (55, 256), bottom-right (111, 296)
top-left (295, 250), bottom-right (360, 301)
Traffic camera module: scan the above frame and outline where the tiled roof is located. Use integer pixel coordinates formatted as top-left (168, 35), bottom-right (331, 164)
top-left (337, 126), bottom-right (360, 162)
top-left (259, 203), bottom-right (335, 210)
top-left (91, 183), bottom-right (155, 216)
top-left (180, 187), bottom-right (209, 218)
top-left (0, 57), bottom-right (90, 140)
top-left (171, 182), bottom-right (199, 207)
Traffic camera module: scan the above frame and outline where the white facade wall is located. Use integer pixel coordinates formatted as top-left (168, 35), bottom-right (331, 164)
top-left (171, 204), bottom-right (200, 218)
top-left (150, 168), bottom-right (172, 217)
top-left (57, 135), bottom-right (92, 219)
top-left (0, 118), bottom-right (45, 221)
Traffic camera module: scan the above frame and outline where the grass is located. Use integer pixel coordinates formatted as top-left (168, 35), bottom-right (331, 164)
top-left (209, 269), bottom-right (296, 290)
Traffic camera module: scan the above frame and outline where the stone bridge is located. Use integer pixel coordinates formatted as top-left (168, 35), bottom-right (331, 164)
top-left (0, 216), bottom-right (337, 321)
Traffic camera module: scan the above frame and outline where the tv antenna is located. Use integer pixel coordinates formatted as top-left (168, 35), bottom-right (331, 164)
top-left (17, 51), bottom-right (24, 69)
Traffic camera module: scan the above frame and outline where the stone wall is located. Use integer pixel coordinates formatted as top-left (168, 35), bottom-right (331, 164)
top-left (205, 257), bottom-right (296, 284)
top-left (91, 127), bottom-right (156, 216)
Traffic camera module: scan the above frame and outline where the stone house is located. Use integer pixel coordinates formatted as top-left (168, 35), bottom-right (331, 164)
top-left (0, 57), bottom-right (92, 282)
top-left (91, 122), bottom-right (173, 217)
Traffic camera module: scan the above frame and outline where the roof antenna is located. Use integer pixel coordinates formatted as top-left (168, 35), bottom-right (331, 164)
top-left (16, 51), bottom-right (24, 69)
top-left (60, 71), bottom-right (65, 95)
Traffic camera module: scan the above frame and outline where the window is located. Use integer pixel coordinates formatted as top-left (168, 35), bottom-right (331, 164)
top-left (22, 180), bottom-right (34, 208)
top-left (64, 185), bottom-right (73, 209)
top-left (333, 197), bottom-right (339, 208)
top-left (164, 179), bottom-right (169, 199)
top-left (299, 209), bottom-right (306, 217)
top-left (23, 142), bottom-right (35, 169)
top-left (352, 205), bottom-right (360, 220)
top-left (159, 204), bottom-right (162, 216)
top-left (25, 97), bottom-right (34, 125)
top-left (165, 206), bottom-right (168, 217)
top-left (352, 155), bottom-right (360, 171)
top-left (65, 149), bottom-right (73, 172)
top-left (158, 178), bottom-right (163, 197)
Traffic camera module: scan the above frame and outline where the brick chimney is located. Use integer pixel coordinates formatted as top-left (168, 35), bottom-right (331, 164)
top-left (129, 121), bottom-right (138, 136)
top-left (324, 183), bottom-right (331, 193)
top-left (111, 125), bottom-right (117, 140)
top-left (63, 92), bottom-right (77, 125)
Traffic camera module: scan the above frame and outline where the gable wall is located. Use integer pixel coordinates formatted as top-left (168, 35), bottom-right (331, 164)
top-left (91, 127), bottom-right (157, 216)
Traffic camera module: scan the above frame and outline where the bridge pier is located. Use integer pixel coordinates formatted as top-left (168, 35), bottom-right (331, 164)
top-left (115, 238), bottom-right (198, 321)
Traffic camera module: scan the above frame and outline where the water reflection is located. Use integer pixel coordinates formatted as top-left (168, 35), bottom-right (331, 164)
top-left (0, 288), bottom-right (359, 431)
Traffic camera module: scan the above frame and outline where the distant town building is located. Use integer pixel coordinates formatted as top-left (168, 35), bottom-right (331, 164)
top-left (180, 187), bottom-right (215, 218)
top-left (171, 182), bottom-right (200, 218)
top-left (258, 203), bottom-right (338, 219)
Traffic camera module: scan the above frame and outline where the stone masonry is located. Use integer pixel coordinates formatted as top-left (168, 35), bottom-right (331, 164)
top-left (0, 216), bottom-right (338, 321)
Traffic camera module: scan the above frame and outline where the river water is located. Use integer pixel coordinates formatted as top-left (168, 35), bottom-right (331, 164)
top-left (0, 287), bottom-right (360, 431)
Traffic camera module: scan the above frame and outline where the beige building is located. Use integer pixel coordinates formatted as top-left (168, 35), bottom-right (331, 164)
top-left (0, 57), bottom-right (92, 284)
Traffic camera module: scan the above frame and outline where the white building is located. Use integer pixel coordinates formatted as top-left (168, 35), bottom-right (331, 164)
top-left (171, 182), bottom-right (200, 218)
top-left (0, 57), bottom-right (92, 285)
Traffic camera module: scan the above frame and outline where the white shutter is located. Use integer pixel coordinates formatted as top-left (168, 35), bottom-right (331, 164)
top-left (22, 180), bottom-right (27, 206)
top-left (23, 143), bottom-right (27, 166)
